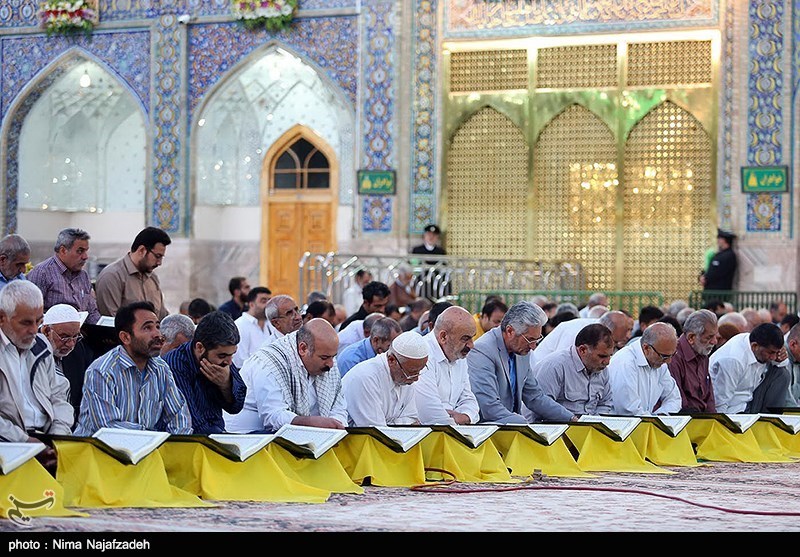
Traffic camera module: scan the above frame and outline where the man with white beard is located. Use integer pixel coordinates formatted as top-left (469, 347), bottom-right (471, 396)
top-left (667, 309), bottom-right (719, 413)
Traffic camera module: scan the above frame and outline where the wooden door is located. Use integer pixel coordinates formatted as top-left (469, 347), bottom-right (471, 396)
top-left (267, 201), bottom-right (333, 301)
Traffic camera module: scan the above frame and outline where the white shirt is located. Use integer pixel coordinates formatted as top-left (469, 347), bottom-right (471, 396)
top-left (530, 318), bottom-right (597, 370)
top-left (0, 329), bottom-right (47, 429)
top-left (709, 332), bottom-right (772, 413)
top-left (342, 284), bottom-right (363, 318)
top-left (413, 333), bottom-right (479, 425)
top-left (342, 353), bottom-right (418, 426)
top-left (224, 352), bottom-right (348, 433)
top-left (607, 338), bottom-right (681, 416)
top-left (233, 313), bottom-right (281, 368)
top-left (337, 320), bottom-right (365, 355)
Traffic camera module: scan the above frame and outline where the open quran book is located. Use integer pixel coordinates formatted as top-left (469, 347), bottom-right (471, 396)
top-left (47, 428), bottom-right (171, 465)
top-left (692, 413), bottom-right (760, 434)
top-left (493, 423), bottom-right (570, 446)
top-left (639, 415), bottom-right (692, 437)
top-left (169, 433), bottom-right (274, 462)
top-left (0, 442), bottom-right (46, 475)
top-left (757, 413), bottom-right (800, 435)
top-left (271, 424), bottom-right (348, 459)
top-left (430, 424), bottom-right (499, 449)
top-left (346, 426), bottom-right (432, 452)
top-left (575, 415), bottom-right (641, 442)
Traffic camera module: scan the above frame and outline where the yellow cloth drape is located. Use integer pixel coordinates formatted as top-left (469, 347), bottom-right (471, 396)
top-left (565, 426), bottom-right (673, 474)
top-left (266, 444), bottom-right (364, 494)
top-left (333, 434), bottom-right (427, 486)
top-left (629, 423), bottom-right (701, 467)
top-left (686, 419), bottom-right (792, 463)
top-left (420, 432), bottom-right (514, 483)
top-left (749, 422), bottom-right (800, 459)
top-left (490, 430), bottom-right (592, 478)
top-left (159, 442), bottom-right (331, 502)
top-left (54, 440), bottom-right (212, 508)
top-left (1, 459), bottom-right (86, 522)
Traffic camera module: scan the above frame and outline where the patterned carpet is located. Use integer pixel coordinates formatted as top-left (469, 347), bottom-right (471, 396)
top-left (3, 460), bottom-right (800, 533)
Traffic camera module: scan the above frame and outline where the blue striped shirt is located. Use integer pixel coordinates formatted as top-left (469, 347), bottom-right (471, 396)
top-left (74, 345), bottom-right (192, 435)
top-left (162, 341), bottom-right (247, 434)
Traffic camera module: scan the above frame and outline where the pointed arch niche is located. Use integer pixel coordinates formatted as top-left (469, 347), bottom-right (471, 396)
top-left (5, 51), bottom-right (147, 240)
top-left (192, 44), bottom-right (353, 260)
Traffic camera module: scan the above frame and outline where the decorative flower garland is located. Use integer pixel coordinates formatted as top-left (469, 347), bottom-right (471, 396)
top-left (39, 0), bottom-right (96, 38)
top-left (232, 0), bottom-right (298, 32)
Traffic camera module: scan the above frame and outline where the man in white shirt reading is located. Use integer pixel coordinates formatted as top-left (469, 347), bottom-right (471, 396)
top-left (414, 306), bottom-right (479, 425)
top-left (709, 322), bottom-right (790, 413)
top-left (224, 318), bottom-right (347, 433)
top-left (607, 321), bottom-right (682, 416)
top-left (342, 330), bottom-right (429, 426)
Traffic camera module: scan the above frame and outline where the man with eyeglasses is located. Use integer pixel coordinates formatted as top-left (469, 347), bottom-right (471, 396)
top-left (667, 309), bottom-right (720, 414)
top-left (39, 304), bottom-right (92, 423)
top-left (95, 226), bottom-right (172, 320)
top-left (467, 301), bottom-right (575, 424)
top-left (265, 294), bottom-right (303, 339)
top-left (709, 322), bottom-right (792, 413)
top-left (607, 321), bottom-right (682, 416)
top-left (224, 318), bottom-right (347, 433)
top-left (342, 330), bottom-right (429, 426)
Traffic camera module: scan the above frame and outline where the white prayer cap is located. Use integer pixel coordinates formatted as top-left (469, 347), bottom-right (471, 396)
top-left (391, 331), bottom-right (428, 359)
top-left (43, 304), bottom-right (88, 327)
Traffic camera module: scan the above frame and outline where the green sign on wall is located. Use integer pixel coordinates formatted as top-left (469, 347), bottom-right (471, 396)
top-left (357, 170), bottom-right (396, 195)
top-left (741, 166), bottom-right (789, 193)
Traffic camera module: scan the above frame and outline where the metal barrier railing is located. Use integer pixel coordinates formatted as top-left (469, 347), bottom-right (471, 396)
top-left (298, 252), bottom-right (586, 307)
top-left (688, 291), bottom-right (797, 313)
top-left (456, 289), bottom-right (664, 316)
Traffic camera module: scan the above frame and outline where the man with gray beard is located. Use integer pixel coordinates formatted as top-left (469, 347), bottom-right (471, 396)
top-left (667, 309), bottom-right (719, 413)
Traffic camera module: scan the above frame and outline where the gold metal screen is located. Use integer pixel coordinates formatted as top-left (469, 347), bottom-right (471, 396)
top-left (628, 41), bottom-right (712, 86)
top-left (537, 44), bottom-right (617, 89)
top-left (622, 101), bottom-right (712, 301)
top-left (446, 107), bottom-right (529, 259)
top-left (450, 49), bottom-right (528, 92)
top-left (534, 104), bottom-right (618, 292)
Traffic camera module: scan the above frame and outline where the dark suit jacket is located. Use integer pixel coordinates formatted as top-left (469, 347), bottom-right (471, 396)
top-left (466, 327), bottom-right (574, 424)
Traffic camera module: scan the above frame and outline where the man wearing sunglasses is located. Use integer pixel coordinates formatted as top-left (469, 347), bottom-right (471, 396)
top-left (467, 301), bottom-right (575, 424)
top-left (607, 321), bottom-right (682, 415)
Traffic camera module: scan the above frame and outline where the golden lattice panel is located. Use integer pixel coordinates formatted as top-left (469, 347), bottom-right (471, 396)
top-left (450, 50), bottom-right (528, 92)
top-left (534, 104), bottom-right (617, 292)
top-left (622, 101), bottom-right (713, 302)
top-left (446, 107), bottom-right (529, 259)
top-left (628, 41), bottom-right (712, 86)
top-left (536, 44), bottom-right (617, 89)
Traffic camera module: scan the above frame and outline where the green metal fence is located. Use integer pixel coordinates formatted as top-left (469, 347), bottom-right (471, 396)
top-left (688, 291), bottom-right (797, 313)
top-left (457, 290), bottom-right (664, 316)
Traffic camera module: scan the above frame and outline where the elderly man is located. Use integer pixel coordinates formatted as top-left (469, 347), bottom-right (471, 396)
top-left (26, 228), bottom-right (101, 324)
top-left (607, 322), bottom-right (682, 416)
top-left (710, 322), bottom-right (790, 413)
top-left (0, 281), bottom-right (72, 472)
top-left (467, 301), bottom-right (575, 424)
top-left (667, 309), bottom-right (719, 413)
top-left (160, 313), bottom-right (196, 356)
top-left (94, 226), bottom-right (172, 319)
top-left (39, 304), bottom-right (90, 422)
top-left (339, 281), bottom-right (390, 331)
top-left (0, 233), bottom-right (30, 290)
top-left (224, 318), bottom-right (347, 433)
top-left (579, 292), bottom-right (609, 318)
top-left (266, 294), bottom-right (303, 338)
top-left (531, 310), bottom-right (633, 369)
top-left (337, 311), bottom-right (385, 356)
top-left (233, 286), bottom-right (275, 368)
top-left (533, 323), bottom-right (615, 416)
top-left (337, 316), bottom-right (402, 376)
top-left (343, 330), bottom-right (429, 426)
top-left (414, 306), bottom-right (480, 425)
top-left (75, 301), bottom-right (192, 435)
top-left (163, 311), bottom-right (246, 434)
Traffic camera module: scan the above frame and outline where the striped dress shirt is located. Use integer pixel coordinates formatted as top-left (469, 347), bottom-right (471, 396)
top-left (75, 345), bottom-right (192, 435)
top-left (26, 255), bottom-right (101, 324)
top-left (162, 341), bottom-right (247, 434)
